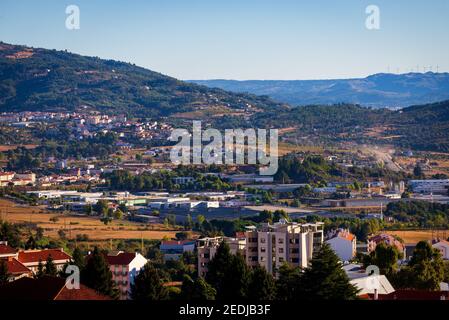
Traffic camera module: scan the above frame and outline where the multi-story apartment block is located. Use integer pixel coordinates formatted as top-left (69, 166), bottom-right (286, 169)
top-left (104, 251), bottom-right (147, 300)
top-left (196, 220), bottom-right (324, 277)
top-left (245, 221), bottom-right (324, 274)
top-left (197, 236), bottom-right (246, 277)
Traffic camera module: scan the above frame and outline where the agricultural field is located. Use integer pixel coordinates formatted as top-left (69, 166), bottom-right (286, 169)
top-left (0, 198), bottom-right (181, 241)
top-left (385, 229), bottom-right (449, 244)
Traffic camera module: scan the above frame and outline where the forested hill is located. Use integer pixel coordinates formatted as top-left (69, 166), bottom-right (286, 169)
top-left (0, 42), bottom-right (285, 117)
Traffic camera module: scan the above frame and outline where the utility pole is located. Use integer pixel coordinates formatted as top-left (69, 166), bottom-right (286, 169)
top-left (141, 232), bottom-right (144, 253)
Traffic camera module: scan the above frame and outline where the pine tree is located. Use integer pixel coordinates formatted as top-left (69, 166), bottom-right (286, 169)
top-left (180, 274), bottom-right (216, 300)
top-left (25, 235), bottom-right (37, 249)
top-left (81, 247), bottom-right (118, 299)
top-left (72, 247), bottom-right (85, 270)
top-left (247, 265), bottom-right (276, 300)
top-left (205, 241), bottom-right (233, 296)
top-left (44, 255), bottom-right (58, 276)
top-left (275, 263), bottom-right (302, 300)
top-left (298, 243), bottom-right (360, 300)
top-left (36, 259), bottom-right (45, 279)
top-left (0, 259), bottom-right (10, 285)
top-left (130, 262), bottom-right (168, 300)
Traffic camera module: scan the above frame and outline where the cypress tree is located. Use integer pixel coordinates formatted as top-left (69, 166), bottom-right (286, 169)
top-left (45, 255), bottom-right (58, 276)
top-left (0, 259), bottom-right (10, 285)
top-left (36, 259), bottom-right (45, 279)
top-left (81, 247), bottom-right (118, 299)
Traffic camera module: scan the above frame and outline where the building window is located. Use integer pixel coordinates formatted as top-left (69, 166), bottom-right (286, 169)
top-left (260, 257), bottom-right (265, 262)
top-left (260, 238), bottom-right (266, 244)
top-left (278, 238), bottom-right (284, 244)
top-left (278, 248), bottom-right (284, 254)
top-left (260, 247), bottom-right (266, 253)
top-left (279, 257), bottom-right (284, 263)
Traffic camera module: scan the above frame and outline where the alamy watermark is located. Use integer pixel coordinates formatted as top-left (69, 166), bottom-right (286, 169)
top-left (169, 121), bottom-right (279, 176)
top-left (365, 5), bottom-right (380, 30)
top-left (65, 5), bottom-right (80, 30)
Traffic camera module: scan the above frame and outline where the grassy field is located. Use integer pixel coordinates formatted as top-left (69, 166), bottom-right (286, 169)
top-left (385, 230), bottom-right (449, 244)
top-left (0, 198), bottom-right (180, 241)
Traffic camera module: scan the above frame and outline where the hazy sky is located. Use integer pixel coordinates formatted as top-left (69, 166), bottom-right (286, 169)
top-left (1, 0), bottom-right (448, 80)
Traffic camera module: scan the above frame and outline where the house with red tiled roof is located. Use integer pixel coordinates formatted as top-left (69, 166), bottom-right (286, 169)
top-left (17, 248), bottom-right (71, 274)
top-left (325, 229), bottom-right (357, 262)
top-left (0, 276), bottom-right (110, 300)
top-left (3, 258), bottom-right (32, 281)
top-left (0, 241), bottom-right (18, 259)
top-left (367, 233), bottom-right (406, 258)
top-left (103, 251), bottom-right (147, 300)
top-left (368, 289), bottom-right (449, 300)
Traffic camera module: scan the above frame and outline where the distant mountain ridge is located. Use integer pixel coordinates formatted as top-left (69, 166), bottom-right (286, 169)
top-left (189, 73), bottom-right (449, 108)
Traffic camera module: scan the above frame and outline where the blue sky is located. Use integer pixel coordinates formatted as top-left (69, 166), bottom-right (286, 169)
top-left (0, 0), bottom-right (448, 80)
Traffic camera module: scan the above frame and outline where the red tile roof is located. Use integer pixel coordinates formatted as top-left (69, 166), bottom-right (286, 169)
top-left (0, 243), bottom-right (17, 256)
top-left (0, 276), bottom-right (110, 300)
top-left (4, 258), bottom-right (31, 274)
top-left (369, 290), bottom-right (449, 300)
top-left (104, 252), bottom-right (137, 266)
top-left (18, 249), bottom-right (71, 264)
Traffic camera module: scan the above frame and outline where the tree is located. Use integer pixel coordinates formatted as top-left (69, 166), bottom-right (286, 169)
top-left (196, 215), bottom-right (206, 226)
top-left (113, 209), bottom-right (123, 220)
top-left (205, 241), bottom-right (233, 297)
top-left (72, 247), bottom-right (85, 270)
top-left (81, 247), bottom-right (118, 298)
top-left (175, 231), bottom-right (190, 241)
top-left (25, 235), bottom-right (37, 249)
top-left (247, 265), bottom-right (276, 300)
top-left (413, 165), bottom-right (423, 178)
top-left (130, 262), bottom-right (168, 300)
top-left (180, 275), bottom-right (216, 300)
top-left (0, 259), bottom-right (10, 285)
top-left (45, 255), bottom-right (58, 276)
top-left (363, 243), bottom-right (400, 277)
top-left (206, 242), bottom-right (250, 300)
top-left (394, 241), bottom-right (445, 290)
top-left (298, 244), bottom-right (359, 300)
top-left (36, 259), bottom-right (45, 279)
top-left (94, 200), bottom-right (109, 216)
top-left (276, 263), bottom-right (302, 300)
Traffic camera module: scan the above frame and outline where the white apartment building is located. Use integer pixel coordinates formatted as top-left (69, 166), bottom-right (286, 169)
top-left (104, 251), bottom-right (148, 300)
top-left (325, 229), bottom-right (357, 262)
top-left (409, 179), bottom-right (449, 195)
top-left (245, 221), bottom-right (324, 274)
